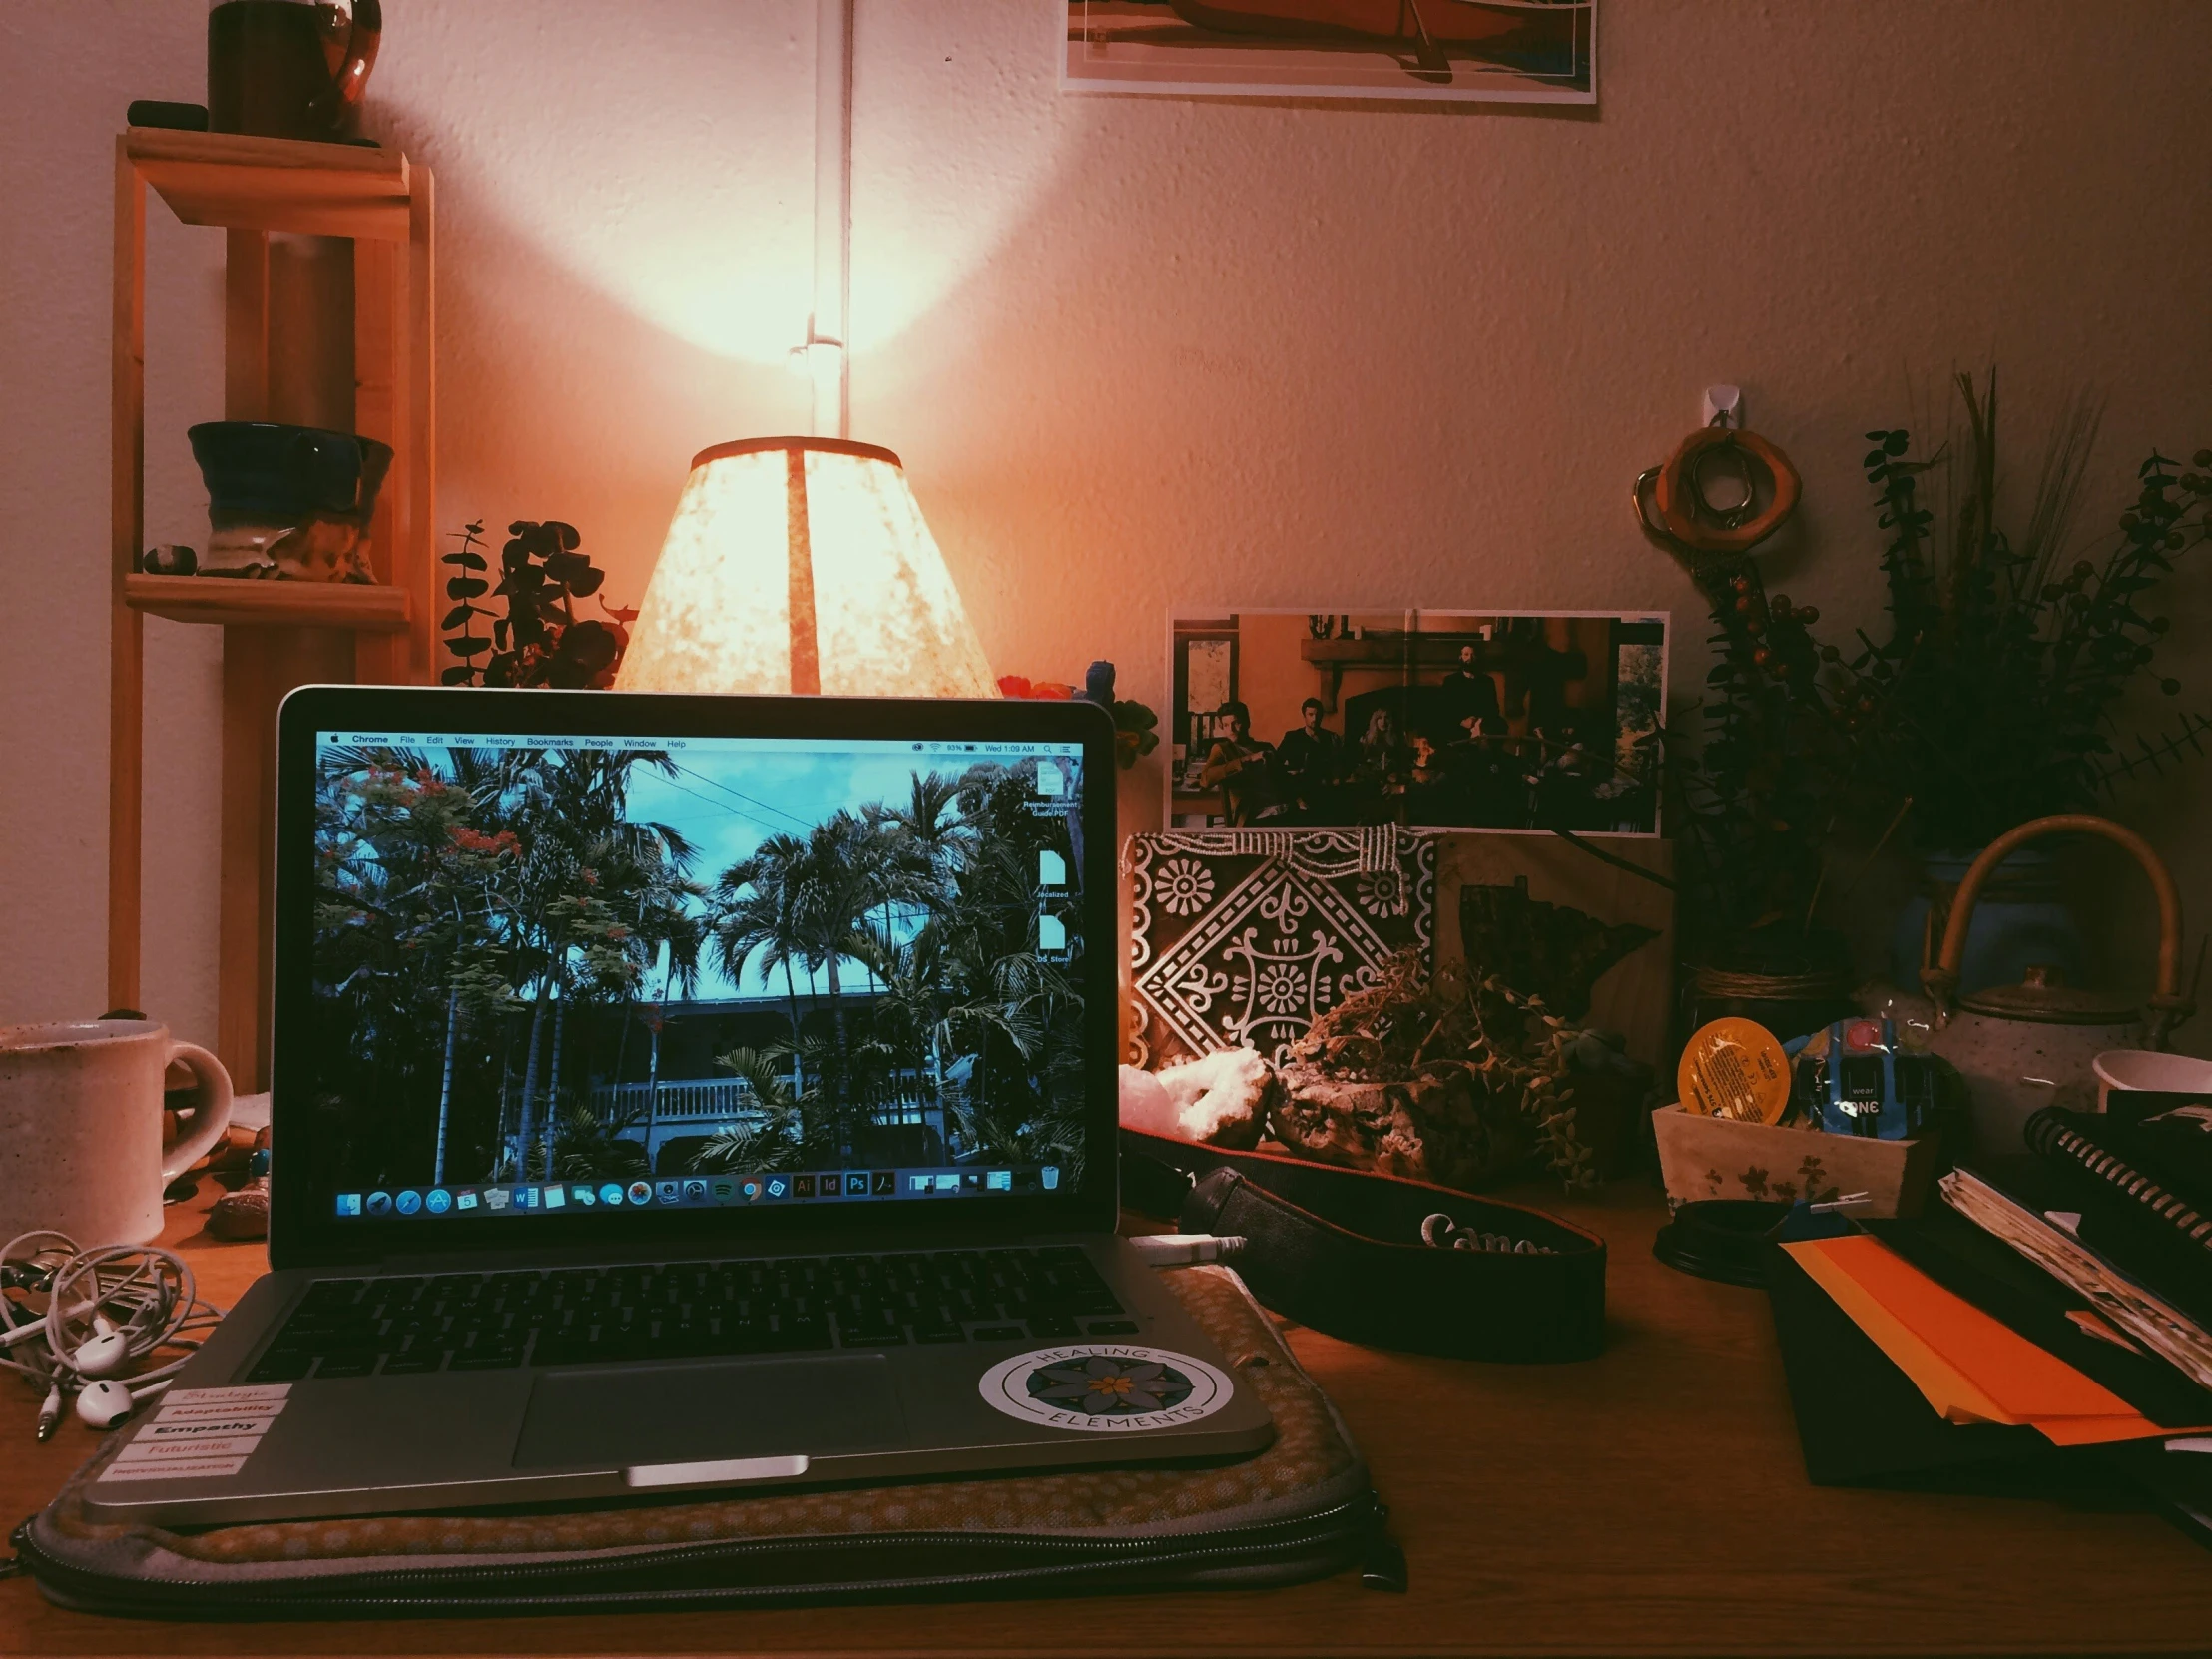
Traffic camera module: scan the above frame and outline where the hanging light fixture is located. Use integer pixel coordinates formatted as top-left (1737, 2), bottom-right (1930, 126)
top-left (615, 436), bottom-right (996, 697)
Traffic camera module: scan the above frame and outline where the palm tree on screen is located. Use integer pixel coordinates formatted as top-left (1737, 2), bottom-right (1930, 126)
top-left (455, 746), bottom-right (690, 1178)
top-left (713, 833), bottom-right (816, 1101)
top-left (787, 809), bottom-right (902, 1124)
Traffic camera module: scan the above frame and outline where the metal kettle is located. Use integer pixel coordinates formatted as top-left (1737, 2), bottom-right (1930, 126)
top-left (1863, 814), bottom-right (2192, 1153)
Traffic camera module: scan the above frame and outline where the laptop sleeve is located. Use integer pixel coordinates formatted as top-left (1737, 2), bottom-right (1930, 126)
top-left (10, 1264), bottom-right (1399, 1619)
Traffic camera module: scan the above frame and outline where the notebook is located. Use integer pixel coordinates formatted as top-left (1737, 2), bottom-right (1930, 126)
top-left (2024, 1101), bottom-right (2212, 1288)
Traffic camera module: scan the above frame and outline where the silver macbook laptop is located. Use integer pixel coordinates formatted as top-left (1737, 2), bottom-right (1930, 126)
top-left (88, 686), bottom-right (1271, 1525)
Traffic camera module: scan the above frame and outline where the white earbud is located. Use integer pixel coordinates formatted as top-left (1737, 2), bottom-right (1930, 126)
top-left (72, 1316), bottom-right (132, 1379)
top-left (3, 1234), bottom-right (221, 1442)
top-left (75, 1379), bottom-right (141, 1429)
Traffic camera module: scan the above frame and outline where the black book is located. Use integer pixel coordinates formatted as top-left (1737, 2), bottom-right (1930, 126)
top-left (1938, 1160), bottom-right (2212, 1392)
top-left (2023, 1100), bottom-right (2212, 1319)
top-left (2034, 1094), bottom-right (2212, 1207)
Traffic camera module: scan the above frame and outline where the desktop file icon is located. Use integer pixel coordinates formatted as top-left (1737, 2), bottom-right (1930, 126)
top-left (1038, 849), bottom-right (1066, 888)
top-left (1035, 761), bottom-right (1064, 797)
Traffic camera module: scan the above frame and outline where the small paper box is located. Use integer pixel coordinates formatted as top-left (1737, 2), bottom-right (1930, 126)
top-left (1650, 1104), bottom-right (1945, 1218)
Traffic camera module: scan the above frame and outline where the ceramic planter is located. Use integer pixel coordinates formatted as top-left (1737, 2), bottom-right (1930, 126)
top-left (1651, 1104), bottom-right (1944, 1218)
top-left (187, 421), bottom-right (393, 582)
top-left (1892, 845), bottom-right (2084, 995)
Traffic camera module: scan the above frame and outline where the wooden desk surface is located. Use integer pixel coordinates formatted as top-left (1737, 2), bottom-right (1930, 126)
top-left (6, 1181), bottom-right (2210, 1657)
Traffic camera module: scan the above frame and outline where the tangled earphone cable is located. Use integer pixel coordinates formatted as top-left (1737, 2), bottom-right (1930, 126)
top-left (0, 1231), bottom-right (226, 1440)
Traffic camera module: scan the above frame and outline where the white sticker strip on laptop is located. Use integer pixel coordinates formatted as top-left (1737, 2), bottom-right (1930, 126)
top-left (116, 1433), bottom-right (270, 1462)
top-left (127, 1416), bottom-right (279, 1445)
top-left (151, 1383), bottom-right (292, 1422)
top-left (131, 1411), bottom-right (280, 1437)
top-left (97, 1456), bottom-right (252, 1482)
top-left (162, 1384), bottom-right (292, 1406)
top-left (98, 1384), bottom-right (291, 1482)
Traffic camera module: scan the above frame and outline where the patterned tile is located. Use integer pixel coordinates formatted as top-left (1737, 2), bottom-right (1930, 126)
top-left (1127, 827), bottom-right (1435, 1068)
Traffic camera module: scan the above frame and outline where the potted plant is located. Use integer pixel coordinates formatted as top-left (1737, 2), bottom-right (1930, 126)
top-left (1846, 373), bottom-right (2212, 989)
top-left (441, 520), bottom-right (637, 689)
top-left (1666, 548), bottom-right (1860, 1040)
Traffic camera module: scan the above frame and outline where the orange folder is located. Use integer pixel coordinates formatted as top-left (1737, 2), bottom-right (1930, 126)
top-left (1780, 1234), bottom-right (2209, 1447)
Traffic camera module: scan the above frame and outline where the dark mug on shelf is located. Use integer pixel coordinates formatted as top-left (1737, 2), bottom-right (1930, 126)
top-left (188, 421), bottom-right (392, 582)
top-left (208, 0), bottom-right (381, 142)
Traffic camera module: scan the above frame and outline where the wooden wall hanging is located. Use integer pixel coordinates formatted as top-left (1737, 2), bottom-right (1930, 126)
top-left (1634, 421), bottom-right (1801, 561)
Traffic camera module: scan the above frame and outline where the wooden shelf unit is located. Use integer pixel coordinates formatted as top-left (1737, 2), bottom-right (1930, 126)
top-left (109, 128), bottom-right (437, 1091)
top-left (123, 574), bottom-right (413, 631)
top-left (128, 127), bottom-right (414, 239)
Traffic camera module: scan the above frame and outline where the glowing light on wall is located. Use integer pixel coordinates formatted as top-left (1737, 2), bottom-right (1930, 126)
top-left (393, 7), bottom-right (1064, 370)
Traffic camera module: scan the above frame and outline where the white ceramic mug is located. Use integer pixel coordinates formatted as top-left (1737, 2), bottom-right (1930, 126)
top-left (2092, 1048), bottom-right (2212, 1113)
top-left (0, 1019), bottom-right (233, 1245)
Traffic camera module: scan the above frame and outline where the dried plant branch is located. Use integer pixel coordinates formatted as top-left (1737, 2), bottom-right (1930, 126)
top-left (1282, 950), bottom-right (1595, 1187)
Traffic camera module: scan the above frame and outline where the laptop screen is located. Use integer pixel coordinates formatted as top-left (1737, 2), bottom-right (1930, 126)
top-left (300, 722), bottom-right (1091, 1232)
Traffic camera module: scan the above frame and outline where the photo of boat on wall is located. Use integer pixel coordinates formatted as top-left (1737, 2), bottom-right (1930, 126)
top-left (1065, 0), bottom-right (1595, 103)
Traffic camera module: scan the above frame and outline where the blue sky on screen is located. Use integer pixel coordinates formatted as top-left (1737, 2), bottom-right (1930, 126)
top-left (319, 736), bottom-right (1058, 1005)
top-left (626, 748), bottom-right (961, 1002)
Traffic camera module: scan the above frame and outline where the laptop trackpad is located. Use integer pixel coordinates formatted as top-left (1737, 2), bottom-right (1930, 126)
top-left (514, 1356), bottom-right (904, 1469)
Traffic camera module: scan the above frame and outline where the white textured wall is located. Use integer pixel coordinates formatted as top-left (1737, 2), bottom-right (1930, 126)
top-left (4, 1), bottom-right (2211, 1047)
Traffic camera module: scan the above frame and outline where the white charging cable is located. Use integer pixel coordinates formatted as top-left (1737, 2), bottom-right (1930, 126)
top-left (1, 1231), bottom-right (225, 1440)
top-left (1128, 1234), bottom-right (1246, 1267)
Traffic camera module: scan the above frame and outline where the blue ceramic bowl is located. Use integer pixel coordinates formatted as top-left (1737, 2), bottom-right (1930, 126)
top-left (187, 421), bottom-right (392, 523)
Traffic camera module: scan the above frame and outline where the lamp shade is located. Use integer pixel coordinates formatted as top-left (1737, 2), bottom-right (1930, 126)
top-left (616, 437), bottom-right (996, 697)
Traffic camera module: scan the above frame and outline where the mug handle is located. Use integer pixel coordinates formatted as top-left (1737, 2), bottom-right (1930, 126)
top-left (161, 1042), bottom-right (236, 1185)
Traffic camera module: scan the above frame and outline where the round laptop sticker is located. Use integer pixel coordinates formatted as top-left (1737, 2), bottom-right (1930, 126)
top-left (977, 1346), bottom-right (1234, 1433)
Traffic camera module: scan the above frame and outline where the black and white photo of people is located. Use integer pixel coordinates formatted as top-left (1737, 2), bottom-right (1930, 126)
top-left (1171, 612), bottom-right (1666, 835)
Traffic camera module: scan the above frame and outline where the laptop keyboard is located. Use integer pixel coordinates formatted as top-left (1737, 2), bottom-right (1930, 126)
top-left (246, 1247), bottom-right (1134, 1382)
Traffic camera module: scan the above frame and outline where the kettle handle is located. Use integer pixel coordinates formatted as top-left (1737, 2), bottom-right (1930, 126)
top-left (309, 0), bottom-right (382, 126)
top-left (1922, 813), bottom-right (2191, 1045)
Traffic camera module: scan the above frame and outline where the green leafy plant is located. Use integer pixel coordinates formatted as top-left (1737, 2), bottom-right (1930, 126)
top-left (441, 519), bottom-right (637, 689)
top-left (1109, 699), bottom-right (1161, 769)
top-left (1667, 375), bottom-right (2212, 955)
top-left (1667, 555), bottom-right (1848, 944)
top-left (311, 744), bottom-right (703, 1184)
top-left (551, 1100), bottom-right (651, 1182)
top-left (702, 760), bottom-right (1087, 1180)
top-left (1845, 374), bottom-right (2212, 848)
top-left (996, 671), bottom-right (1161, 769)
top-left (692, 1043), bottom-right (819, 1174)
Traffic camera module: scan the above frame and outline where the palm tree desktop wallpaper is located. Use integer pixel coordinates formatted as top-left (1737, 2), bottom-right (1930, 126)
top-left (304, 733), bottom-right (1089, 1219)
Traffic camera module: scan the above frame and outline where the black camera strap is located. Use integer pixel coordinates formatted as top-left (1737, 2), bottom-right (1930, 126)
top-left (1119, 1130), bottom-right (1607, 1363)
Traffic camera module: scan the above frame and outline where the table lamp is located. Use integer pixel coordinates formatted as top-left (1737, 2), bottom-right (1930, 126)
top-left (615, 436), bottom-right (996, 697)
